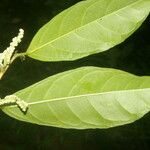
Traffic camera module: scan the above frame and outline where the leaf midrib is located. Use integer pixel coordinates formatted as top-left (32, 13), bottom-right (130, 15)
top-left (10, 88), bottom-right (149, 107)
top-left (27, 0), bottom-right (143, 55)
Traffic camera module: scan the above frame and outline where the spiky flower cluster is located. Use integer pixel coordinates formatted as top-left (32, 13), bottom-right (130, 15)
top-left (0, 29), bottom-right (24, 70)
top-left (0, 95), bottom-right (28, 112)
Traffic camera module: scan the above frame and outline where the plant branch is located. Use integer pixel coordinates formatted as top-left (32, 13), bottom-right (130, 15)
top-left (0, 53), bottom-right (26, 80)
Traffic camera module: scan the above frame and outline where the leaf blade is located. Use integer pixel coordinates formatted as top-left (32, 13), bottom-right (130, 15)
top-left (2, 67), bottom-right (150, 129)
top-left (26, 0), bottom-right (150, 61)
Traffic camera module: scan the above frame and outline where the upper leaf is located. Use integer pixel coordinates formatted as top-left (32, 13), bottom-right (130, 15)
top-left (2, 67), bottom-right (150, 129)
top-left (26, 0), bottom-right (150, 61)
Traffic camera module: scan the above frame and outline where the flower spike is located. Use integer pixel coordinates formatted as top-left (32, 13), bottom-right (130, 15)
top-left (0, 28), bottom-right (24, 79)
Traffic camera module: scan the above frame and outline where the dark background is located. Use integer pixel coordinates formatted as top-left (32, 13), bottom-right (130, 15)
top-left (0, 0), bottom-right (150, 149)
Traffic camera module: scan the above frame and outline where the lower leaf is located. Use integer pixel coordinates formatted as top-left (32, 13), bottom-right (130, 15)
top-left (2, 67), bottom-right (150, 129)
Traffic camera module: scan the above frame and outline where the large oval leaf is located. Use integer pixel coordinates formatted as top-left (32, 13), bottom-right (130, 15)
top-left (26, 0), bottom-right (150, 61)
top-left (2, 67), bottom-right (150, 129)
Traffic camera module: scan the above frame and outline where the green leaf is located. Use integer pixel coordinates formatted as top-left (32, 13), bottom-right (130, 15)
top-left (26, 0), bottom-right (150, 61)
top-left (2, 67), bottom-right (150, 129)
